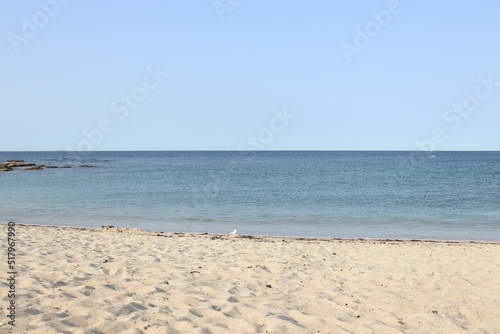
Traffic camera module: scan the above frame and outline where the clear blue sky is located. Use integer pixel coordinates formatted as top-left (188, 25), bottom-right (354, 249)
top-left (1, 1), bottom-right (499, 151)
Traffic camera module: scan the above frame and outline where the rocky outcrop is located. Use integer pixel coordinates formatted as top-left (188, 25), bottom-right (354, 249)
top-left (1, 160), bottom-right (44, 171)
top-left (4, 162), bottom-right (36, 168)
top-left (1, 160), bottom-right (97, 171)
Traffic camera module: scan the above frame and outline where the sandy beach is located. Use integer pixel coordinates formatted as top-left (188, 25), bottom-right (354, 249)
top-left (1, 223), bottom-right (499, 333)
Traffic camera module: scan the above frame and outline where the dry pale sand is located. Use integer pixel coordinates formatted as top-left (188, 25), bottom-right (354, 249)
top-left (0, 224), bottom-right (499, 334)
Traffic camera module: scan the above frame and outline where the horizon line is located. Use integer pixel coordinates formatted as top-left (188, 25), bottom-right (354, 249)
top-left (1, 149), bottom-right (499, 152)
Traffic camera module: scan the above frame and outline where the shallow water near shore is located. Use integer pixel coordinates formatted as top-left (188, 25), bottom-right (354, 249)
top-left (1, 151), bottom-right (499, 240)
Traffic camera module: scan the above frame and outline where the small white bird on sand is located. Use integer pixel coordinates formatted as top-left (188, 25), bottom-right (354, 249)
top-left (229, 228), bottom-right (238, 235)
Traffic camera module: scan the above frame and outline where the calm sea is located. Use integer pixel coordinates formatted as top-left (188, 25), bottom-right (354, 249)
top-left (1, 151), bottom-right (499, 240)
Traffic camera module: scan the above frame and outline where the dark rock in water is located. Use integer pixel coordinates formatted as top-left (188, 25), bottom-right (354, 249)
top-left (0, 166), bottom-right (13, 172)
top-left (59, 165), bottom-right (73, 168)
top-left (25, 165), bottom-right (44, 170)
top-left (6, 160), bottom-right (24, 163)
top-left (79, 165), bottom-right (96, 168)
top-left (45, 166), bottom-right (59, 168)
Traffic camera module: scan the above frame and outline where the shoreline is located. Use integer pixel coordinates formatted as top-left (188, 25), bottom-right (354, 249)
top-left (3, 222), bottom-right (500, 245)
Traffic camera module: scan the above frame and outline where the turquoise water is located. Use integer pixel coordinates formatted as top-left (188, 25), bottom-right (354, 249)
top-left (1, 151), bottom-right (499, 240)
